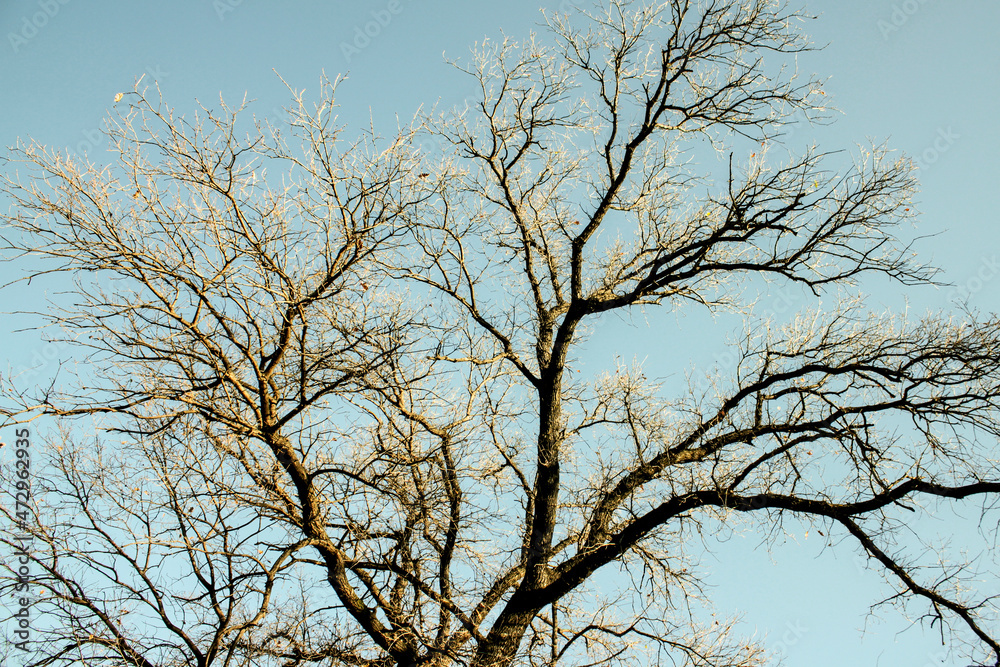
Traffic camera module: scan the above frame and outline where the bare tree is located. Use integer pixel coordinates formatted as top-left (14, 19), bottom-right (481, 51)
top-left (3, 1), bottom-right (1000, 666)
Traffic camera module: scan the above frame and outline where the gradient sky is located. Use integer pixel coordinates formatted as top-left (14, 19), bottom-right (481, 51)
top-left (2, 1), bottom-right (999, 665)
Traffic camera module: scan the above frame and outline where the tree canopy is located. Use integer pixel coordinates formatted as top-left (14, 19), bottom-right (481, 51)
top-left (3, 1), bottom-right (1000, 666)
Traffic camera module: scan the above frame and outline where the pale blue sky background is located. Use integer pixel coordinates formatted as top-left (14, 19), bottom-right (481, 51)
top-left (2, 1), bottom-right (999, 665)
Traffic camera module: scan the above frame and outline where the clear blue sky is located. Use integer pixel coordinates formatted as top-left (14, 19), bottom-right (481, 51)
top-left (2, 1), bottom-right (999, 665)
